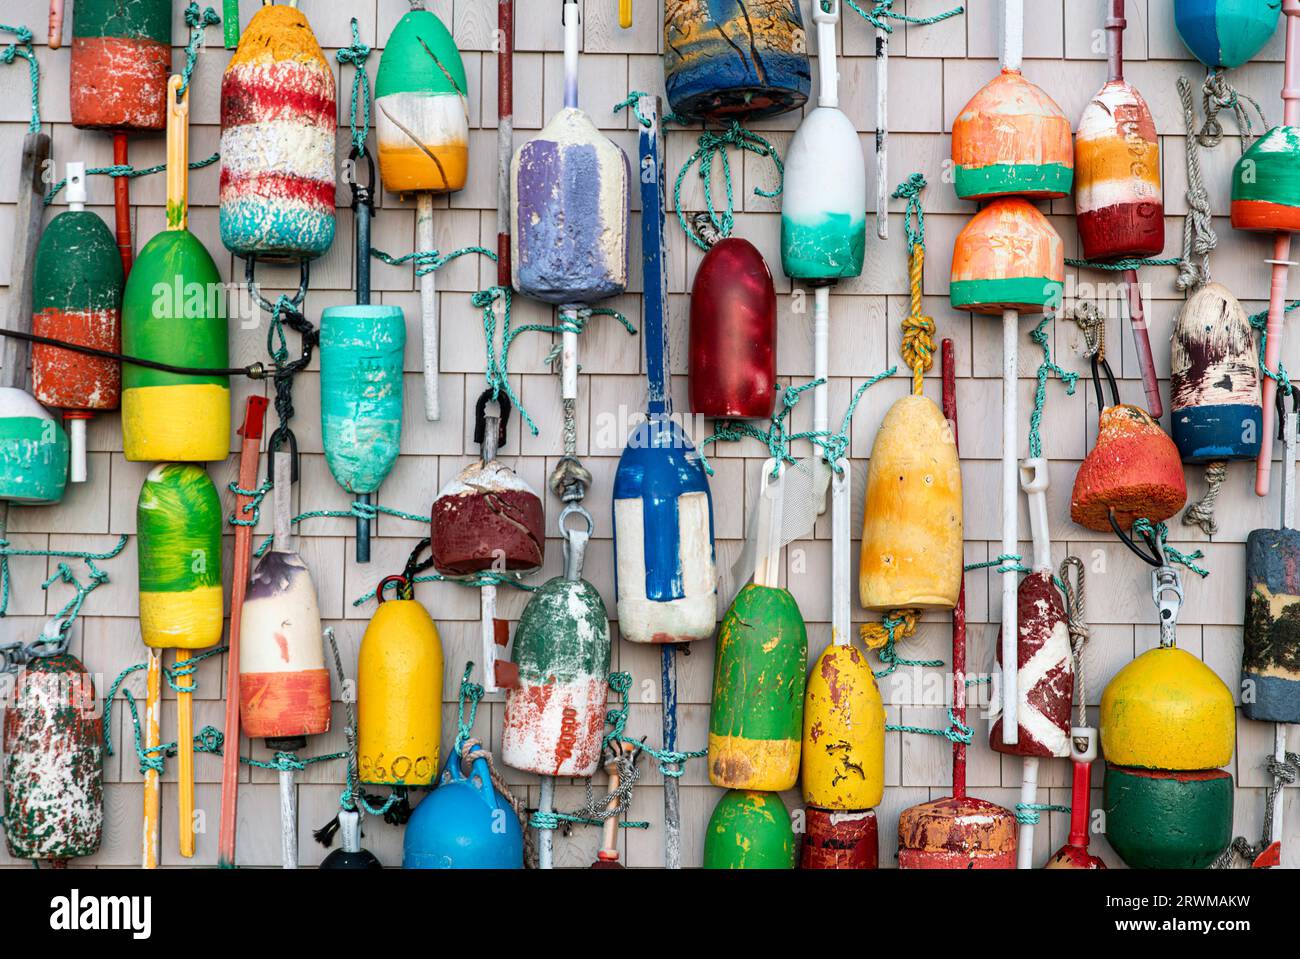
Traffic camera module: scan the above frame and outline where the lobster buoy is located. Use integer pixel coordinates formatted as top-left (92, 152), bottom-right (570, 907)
top-left (663, 0), bottom-right (810, 123)
top-left (68, 0), bottom-right (170, 130)
top-left (781, 107), bottom-right (866, 282)
top-left (988, 571), bottom-right (1072, 757)
top-left (800, 808), bottom-right (878, 870)
top-left (702, 789), bottom-right (796, 869)
top-left (2, 642), bottom-right (102, 862)
top-left (1104, 767), bottom-right (1233, 869)
top-left (950, 198), bottom-right (1065, 313)
top-left (1231, 125), bottom-right (1300, 233)
top-left (0, 390), bottom-right (69, 504)
top-left (897, 796), bottom-right (1017, 869)
top-left (708, 584), bottom-right (807, 791)
top-left (137, 464), bottom-right (224, 651)
top-left (403, 747), bottom-right (524, 869)
top-left (219, 3), bottom-right (336, 261)
top-left (375, 7), bottom-right (469, 195)
top-left (1070, 405), bottom-right (1187, 531)
top-left (1244, 524), bottom-right (1300, 722)
top-left (951, 69), bottom-right (1073, 201)
top-left (1074, 79), bottom-right (1163, 261)
top-left (319, 809), bottom-right (382, 869)
top-left (612, 416), bottom-right (717, 644)
top-left (1175, 0), bottom-right (1281, 70)
top-left (689, 237), bottom-right (777, 419)
top-left (1100, 647), bottom-right (1235, 771)
top-left (858, 396), bottom-right (963, 611)
top-left (238, 542), bottom-right (330, 743)
top-left (501, 566), bottom-right (611, 778)
top-left (358, 592), bottom-right (443, 787)
top-left (1170, 283), bottom-right (1262, 462)
top-left (801, 644), bottom-right (885, 810)
top-left (319, 305), bottom-right (405, 539)
top-left (511, 109), bottom-right (629, 306)
top-left (31, 162), bottom-right (122, 485)
top-left (430, 460), bottom-right (544, 575)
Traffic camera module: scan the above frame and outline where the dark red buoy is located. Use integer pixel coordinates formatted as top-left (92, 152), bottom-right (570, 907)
top-left (689, 237), bottom-right (776, 419)
top-left (800, 808), bottom-right (878, 870)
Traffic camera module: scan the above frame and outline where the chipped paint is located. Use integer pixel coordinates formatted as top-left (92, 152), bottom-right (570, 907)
top-left (701, 789), bottom-right (795, 869)
top-left (1070, 404), bottom-right (1187, 531)
top-left (3, 654), bottom-right (102, 861)
top-left (802, 644), bottom-right (885, 809)
top-left (430, 460), bottom-right (544, 575)
top-left (358, 599), bottom-right (440, 786)
top-left (69, 0), bottom-right (171, 132)
top-left (897, 796), bottom-right (1017, 869)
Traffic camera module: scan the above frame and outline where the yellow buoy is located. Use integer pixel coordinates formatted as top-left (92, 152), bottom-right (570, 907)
top-left (859, 395), bottom-right (962, 610)
top-left (358, 595), bottom-right (444, 786)
top-left (1100, 646), bottom-right (1234, 770)
top-left (801, 644), bottom-right (885, 810)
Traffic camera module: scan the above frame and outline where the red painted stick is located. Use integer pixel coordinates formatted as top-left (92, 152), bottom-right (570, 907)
top-left (941, 338), bottom-right (967, 798)
top-left (218, 395), bottom-right (269, 867)
top-left (112, 134), bottom-right (133, 276)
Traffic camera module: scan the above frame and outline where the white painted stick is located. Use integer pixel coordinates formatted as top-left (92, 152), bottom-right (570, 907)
top-left (279, 767), bottom-right (297, 869)
top-left (1001, 308), bottom-right (1019, 746)
top-left (814, 0), bottom-right (840, 108)
top-left (813, 285), bottom-right (830, 457)
top-left (754, 460), bottom-right (785, 589)
top-left (418, 192), bottom-right (439, 421)
top-left (481, 583), bottom-right (498, 693)
top-left (875, 24), bottom-right (889, 239)
top-left (538, 775), bottom-right (555, 869)
top-left (1001, 0), bottom-right (1024, 71)
top-left (561, 306), bottom-right (579, 401)
top-left (1017, 756), bottom-right (1039, 869)
top-left (1272, 725), bottom-right (1287, 851)
top-left (831, 463), bottom-right (851, 646)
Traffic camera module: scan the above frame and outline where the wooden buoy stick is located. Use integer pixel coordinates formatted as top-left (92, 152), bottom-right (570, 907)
top-left (1265, 398), bottom-right (1297, 862)
top-left (941, 339), bottom-right (968, 798)
top-left (831, 459), bottom-right (851, 647)
top-left (419, 192), bottom-right (439, 421)
top-left (218, 395), bottom-right (268, 866)
top-left (497, 0), bottom-right (513, 283)
top-left (1000, 307), bottom-right (1019, 746)
top-left (537, 773), bottom-right (555, 869)
top-left (177, 645), bottom-right (195, 857)
top-left (0, 130), bottom-right (51, 540)
top-left (1257, 1), bottom-right (1300, 496)
top-left (142, 649), bottom-right (162, 868)
top-left (874, 13), bottom-right (888, 239)
top-left (619, 0), bottom-right (632, 29)
top-left (48, 1), bottom-right (63, 49)
top-left (559, 0), bottom-right (581, 404)
top-left (112, 134), bottom-right (134, 275)
top-left (661, 643), bottom-right (681, 867)
top-left (593, 744), bottom-right (629, 865)
top-left (268, 450), bottom-right (301, 869)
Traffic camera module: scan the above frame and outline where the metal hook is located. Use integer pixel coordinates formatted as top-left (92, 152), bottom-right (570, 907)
top-left (558, 503), bottom-right (593, 583)
top-left (1152, 565), bottom-right (1183, 649)
top-left (346, 144), bottom-right (376, 214)
top-left (473, 388), bottom-right (512, 454)
top-left (245, 256), bottom-right (311, 314)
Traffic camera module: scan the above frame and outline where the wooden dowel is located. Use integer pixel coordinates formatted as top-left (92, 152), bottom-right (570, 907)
top-left (142, 649), bottom-right (162, 868)
top-left (177, 649), bottom-right (195, 857)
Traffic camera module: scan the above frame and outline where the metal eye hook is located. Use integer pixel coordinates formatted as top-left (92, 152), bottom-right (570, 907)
top-left (1152, 565), bottom-right (1183, 649)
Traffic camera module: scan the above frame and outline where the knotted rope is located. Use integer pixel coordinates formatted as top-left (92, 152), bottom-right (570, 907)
top-left (1196, 72), bottom-right (1266, 151)
top-left (0, 24), bottom-right (39, 132)
top-left (1213, 752), bottom-right (1300, 869)
top-left (1177, 76), bottom-right (1218, 292)
top-left (671, 121), bottom-right (783, 251)
top-left (1182, 459), bottom-right (1229, 537)
top-left (1058, 556), bottom-right (1090, 729)
top-left (846, 0), bottom-right (965, 31)
top-left (44, 153), bottom-right (221, 206)
top-left (1132, 517), bottom-right (1210, 577)
top-left (178, 3), bottom-right (222, 99)
top-left (894, 173), bottom-right (935, 394)
top-left (0, 536), bottom-right (128, 628)
top-left (1027, 316), bottom-right (1079, 460)
top-left (336, 18), bottom-right (372, 154)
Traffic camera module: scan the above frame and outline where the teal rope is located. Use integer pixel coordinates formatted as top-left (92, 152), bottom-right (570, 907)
top-left (0, 24), bottom-right (39, 133)
top-left (102, 664), bottom-right (223, 773)
top-left (371, 243), bottom-right (494, 278)
top-left (0, 535), bottom-right (128, 625)
top-left (244, 750), bottom-right (347, 771)
top-left (252, 504), bottom-right (432, 559)
top-left (604, 671), bottom-right (705, 779)
top-left (1027, 317), bottom-right (1079, 460)
top-left (818, 367), bottom-right (898, 470)
top-left (352, 567), bottom-right (538, 607)
top-left (1131, 518), bottom-right (1210, 577)
top-left (672, 121), bottom-right (783, 251)
top-left (44, 153), bottom-right (221, 206)
top-left (453, 662), bottom-right (483, 756)
top-left (1247, 302), bottom-right (1300, 398)
top-left (1016, 802), bottom-right (1069, 825)
top-left (161, 645), bottom-right (227, 693)
top-left (178, 3), bottom-right (222, 99)
top-left (1065, 256), bottom-right (1181, 271)
top-left (846, 0), bottom-right (965, 32)
top-left (965, 553), bottom-right (1030, 575)
top-left (892, 173), bottom-right (927, 254)
top-left (613, 90), bottom-right (654, 128)
top-left (872, 621), bottom-right (945, 679)
top-left (540, 306), bottom-right (638, 370)
top-left (336, 18), bottom-right (372, 154)
top-left (886, 708), bottom-right (973, 744)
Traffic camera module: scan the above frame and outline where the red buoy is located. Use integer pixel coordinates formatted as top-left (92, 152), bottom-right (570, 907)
top-left (689, 237), bottom-right (777, 419)
top-left (800, 808), bottom-right (878, 870)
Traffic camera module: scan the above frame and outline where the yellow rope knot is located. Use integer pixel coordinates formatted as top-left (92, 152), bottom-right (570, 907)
top-left (859, 609), bottom-right (917, 649)
top-left (900, 242), bottom-right (934, 395)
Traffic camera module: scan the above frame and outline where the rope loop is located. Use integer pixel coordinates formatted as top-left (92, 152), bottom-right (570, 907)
top-left (336, 18), bottom-right (373, 154)
top-left (672, 121), bottom-right (783, 251)
top-left (1027, 316), bottom-right (1079, 460)
top-left (179, 3), bottom-right (222, 99)
top-left (0, 23), bottom-right (39, 132)
top-left (613, 90), bottom-right (654, 128)
top-left (846, 1), bottom-right (965, 32)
